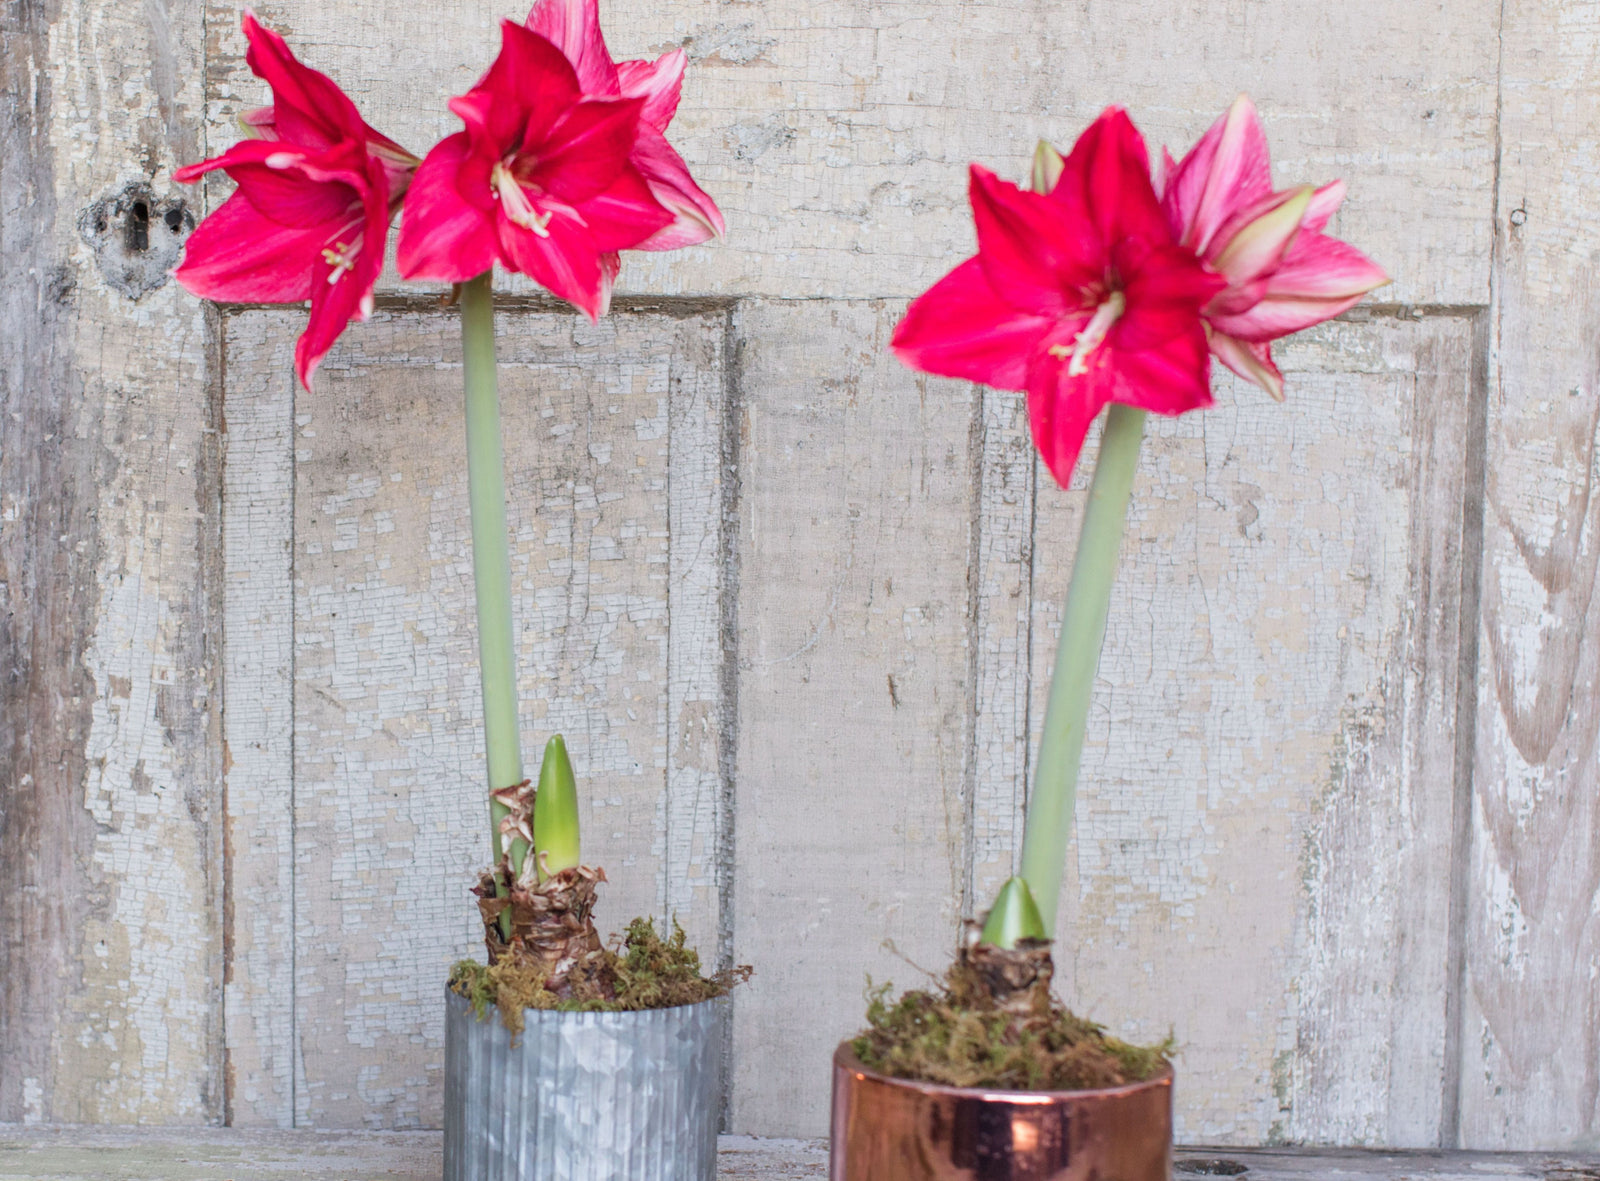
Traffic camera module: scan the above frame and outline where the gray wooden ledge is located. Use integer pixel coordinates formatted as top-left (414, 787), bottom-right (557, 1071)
top-left (2, 1128), bottom-right (1598, 1180)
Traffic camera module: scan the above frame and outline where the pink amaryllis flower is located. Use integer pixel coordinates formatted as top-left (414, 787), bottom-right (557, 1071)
top-left (174, 12), bottom-right (418, 389)
top-left (396, 21), bottom-right (671, 318)
top-left (525, 0), bottom-right (725, 251)
top-left (891, 108), bottom-right (1225, 486)
top-left (1158, 95), bottom-right (1389, 400)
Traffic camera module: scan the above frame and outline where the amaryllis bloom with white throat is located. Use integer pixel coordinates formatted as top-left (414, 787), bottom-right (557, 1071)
top-left (173, 11), bottom-right (418, 389)
top-left (892, 108), bottom-right (1225, 486)
top-left (1158, 95), bottom-right (1389, 400)
top-left (526, 0), bottom-right (725, 250)
top-left (395, 21), bottom-right (673, 317)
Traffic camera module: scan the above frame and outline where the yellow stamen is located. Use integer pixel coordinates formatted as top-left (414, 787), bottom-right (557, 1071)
top-left (321, 241), bottom-right (357, 284)
top-left (491, 160), bottom-right (553, 238)
top-left (1049, 291), bottom-right (1127, 376)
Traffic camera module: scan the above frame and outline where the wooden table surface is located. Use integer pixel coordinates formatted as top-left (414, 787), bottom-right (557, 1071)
top-left (3, 1128), bottom-right (1598, 1180)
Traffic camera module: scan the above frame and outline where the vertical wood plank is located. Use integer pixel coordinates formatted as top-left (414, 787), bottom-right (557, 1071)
top-left (220, 312), bottom-right (298, 1126)
top-left (728, 299), bottom-right (976, 1136)
top-left (1025, 318), bottom-right (1474, 1146)
top-left (1, 0), bottom-right (222, 1124)
top-left (1284, 316), bottom-right (1480, 1148)
top-left (216, 306), bottom-right (727, 1128)
top-left (966, 386), bottom-right (1037, 913)
top-left (665, 308), bottom-right (733, 959)
top-left (1460, 0), bottom-right (1600, 1148)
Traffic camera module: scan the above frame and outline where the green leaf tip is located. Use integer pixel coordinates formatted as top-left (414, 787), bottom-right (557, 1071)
top-left (1031, 140), bottom-right (1064, 194)
top-left (979, 876), bottom-right (1047, 949)
top-left (533, 734), bottom-right (580, 882)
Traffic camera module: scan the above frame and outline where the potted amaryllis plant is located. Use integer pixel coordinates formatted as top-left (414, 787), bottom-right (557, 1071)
top-left (830, 100), bottom-right (1388, 1179)
top-left (173, 7), bottom-right (744, 1178)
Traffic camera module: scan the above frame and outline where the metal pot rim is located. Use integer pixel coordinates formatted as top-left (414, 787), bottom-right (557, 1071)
top-left (833, 1040), bottom-right (1175, 1103)
top-left (445, 984), bottom-right (728, 1022)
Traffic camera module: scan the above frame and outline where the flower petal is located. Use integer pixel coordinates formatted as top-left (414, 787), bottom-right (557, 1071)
top-left (1115, 239), bottom-right (1227, 351)
top-left (529, 95), bottom-right (647, 205)
top-left (571, 163), bottom-right (674, 251)
top-left (891, 257), bottom-right (1054, 391)
top-left (1209, 185), bottom-right (1313, 282)
top-left (495, 203), bottom-right (606, 318)
top-left (525, 0), bottom-right (620, 96)
top-left (629, 126), bottom-right (724, 248)
top-left (1110, 322), bottom-right (1215, 416)
top-left (1163, 93), bottom-right (1274, 254)
top-left (1270, 232), bottom-right (1390, 299)
top-left (460, 22), bottom-right (583, 150)
top-left (397, 132), bottom-right (498, 281)
top-left (1208, 330), bottom-right (1285, 401)
top-left (1302, 179), bottom-right (1345, 236)
top-left (1208, 292), bottom-right (1369, 342)
top-left (296, 167), bottom-right (387, 390)
top-left (172, 190), bottom-right (325, 302)
top-left (1025, 348), bottom-right (1113, 488)
top-left (970, 165), bottom-right (1098, 317)
top-left (617, 50), bottom-right (686, 131)
top-left (1068, 107), bottom-right (1169, 249)
top-left (240, 10), bottom-right (367, 151)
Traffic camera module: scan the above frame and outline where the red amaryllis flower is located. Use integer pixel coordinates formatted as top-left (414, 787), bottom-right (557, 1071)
top-left (173, 11), bottom-right (418, 389)
top-left (396, 21), bottom-right (671, 318)
top-left (525, 0), bottom-right (724, 250)
top-left (892, 109), bottom-right (1225, 487)
top-left (1158, 95), bottom-right (1389, 400)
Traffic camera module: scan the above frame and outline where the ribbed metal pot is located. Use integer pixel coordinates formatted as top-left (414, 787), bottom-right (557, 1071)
top-left (443, 989), bottom-right (725, 1181)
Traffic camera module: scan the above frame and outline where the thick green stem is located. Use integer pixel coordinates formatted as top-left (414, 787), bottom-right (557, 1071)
top-left (461, 272), bottom-right (527, 878)
top-left (1016, 402), bottom-right (1146, 936)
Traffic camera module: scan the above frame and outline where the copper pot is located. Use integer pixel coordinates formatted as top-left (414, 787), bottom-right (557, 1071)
top-left (829, 1043), bottom-right (1173, 1181)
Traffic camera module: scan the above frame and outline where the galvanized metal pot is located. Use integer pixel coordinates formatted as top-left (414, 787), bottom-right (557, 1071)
top-left (829, 1043), bottom-right (1173, 1181)
top-left (444, 989), bottom-right (725, 1181)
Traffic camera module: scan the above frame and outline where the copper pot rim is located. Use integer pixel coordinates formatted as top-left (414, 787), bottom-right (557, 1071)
top-left (833, 1041), bottom-right (1174, 1104)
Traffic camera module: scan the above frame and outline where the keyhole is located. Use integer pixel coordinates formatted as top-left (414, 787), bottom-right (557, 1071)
top-left (126, 199), bottom-right (150, 253)
top-left (164, 208), bottom-right (185, 234)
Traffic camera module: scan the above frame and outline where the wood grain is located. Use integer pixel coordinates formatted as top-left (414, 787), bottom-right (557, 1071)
top-left (1460, 0), bottom-right (1600, 1149)
top-left (1, 0), bottom-right (222, 1124)
top-left (727, 299), bottom-right (978, 1135)
top-left (202, 0), bottom-right (1495, 307)
top-left (221, 305), bottom-right (727, 1127)
top-left (219, 314), bottom-right (297, 1126)
top-left (1026, 317), bottom-right (1478, 1146)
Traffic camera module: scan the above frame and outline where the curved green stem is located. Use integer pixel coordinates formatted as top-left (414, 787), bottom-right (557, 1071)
top-left (1015, 402), bottom-right (1146, 936)
top-left (460, 272), bottom-right (527, 880)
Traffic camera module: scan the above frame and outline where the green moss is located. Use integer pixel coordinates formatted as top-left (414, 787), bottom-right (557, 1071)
top-left (851, 972), bottom-right (1173, 1092)
top-left (450, 917), bottom-right (750, 1036)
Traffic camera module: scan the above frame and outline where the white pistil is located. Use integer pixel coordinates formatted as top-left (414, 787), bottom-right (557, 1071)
top-left (1049, 290), bottom-right (1127, 376)
top-left (491, 161), bottom-right (553, 238)
top-left (321, 241), bottom-right (357, 284)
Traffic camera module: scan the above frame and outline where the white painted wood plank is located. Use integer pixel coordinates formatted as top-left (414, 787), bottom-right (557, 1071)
top-left (0, 0), bottom-right (222, 1122)
top-left (967, 384), bottom-right (1037, 912)
top-left (204, 0), bottom-right (1495, 306)
top-left (1024, 317), bottom-right (1474, 1146)
top-left (665, 309), bottom-right (732, 960)
top-left (217, 307), bottom-right (727, 1128)
top-left (1462, 0), bottom-right (1600, 1149)
top-left (729, 299), bottom-right (976, 1136)
top-left (220, 312), bottom-right (299, 1127)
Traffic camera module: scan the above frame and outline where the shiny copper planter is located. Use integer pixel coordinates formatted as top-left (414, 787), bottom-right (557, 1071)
top-left (830, 1043), bottom-right (1173, 1181)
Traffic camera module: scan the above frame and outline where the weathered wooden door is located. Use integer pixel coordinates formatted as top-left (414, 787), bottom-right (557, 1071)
top-left (3, 0), bottom-right (1597, 1150)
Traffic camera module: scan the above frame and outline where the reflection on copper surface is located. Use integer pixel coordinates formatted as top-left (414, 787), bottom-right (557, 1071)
top-left (829, 1043), bottom-right (1173, 1181)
